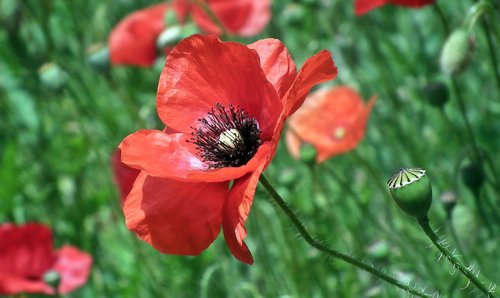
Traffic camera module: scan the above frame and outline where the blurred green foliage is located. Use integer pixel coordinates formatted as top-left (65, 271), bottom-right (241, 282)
top-left (1, 0), bottom-right (499, 297)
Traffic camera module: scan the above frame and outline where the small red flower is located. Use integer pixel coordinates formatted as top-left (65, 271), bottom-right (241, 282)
top-left (119, 34), bottom-right (337, 264)
top-left (354, 0), bottom-right (435, 15)
top-left (174, 0), bottom-right (271, 37)
top-left (0, 223), bottom-right (92, 295)
top-left (286, 86), bottom-right (376, 163)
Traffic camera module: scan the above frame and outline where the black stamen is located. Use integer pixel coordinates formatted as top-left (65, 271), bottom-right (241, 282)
top-left (188, 103), bottom-right (262, 169)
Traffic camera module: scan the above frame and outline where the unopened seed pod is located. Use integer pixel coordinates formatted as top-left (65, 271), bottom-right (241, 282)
top-left (387, 168), bottom-right (432, 220)
top-left (440, 29), bottom-right (474, 76)
top-left (299, 143), bottom-right (317, 165)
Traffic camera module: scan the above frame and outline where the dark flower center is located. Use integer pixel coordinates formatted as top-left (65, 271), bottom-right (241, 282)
top-left (188, 103), bottom-right (262, 169)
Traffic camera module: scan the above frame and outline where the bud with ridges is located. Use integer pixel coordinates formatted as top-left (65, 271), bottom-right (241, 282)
top-left (440, 29), bottom-right (474, 76)
top-left (387, 168), bottom-right (432, 220)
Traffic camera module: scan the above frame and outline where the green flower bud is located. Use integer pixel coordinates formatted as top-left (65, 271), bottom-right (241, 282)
top-left (440, 29), bottom-right (474, 76)
top-left (461, 163), bottom-right (484, 195)
top-left (86, 44), bottom-right (110, 72)
top-left (387, 168), bottom-right (432, 220)
top-left (423, 82), bottom-right (449, 108)
top-left (43, 270), bottom-right (61, 290)
top-left (38, 63), bottom-right (67, 92)
top-left (299, 143), bottom-right (317, 165)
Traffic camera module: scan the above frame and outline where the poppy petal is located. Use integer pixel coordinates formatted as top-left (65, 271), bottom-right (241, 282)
top-left (112, 149), bottom-right (141, 205)
top-left (53, 246), bottom-right (92, 295)
top-left (288, 87), bottom-right (376, 163)
top-left (109, 4), bottom-right (168, 66)
top-left (120, 129), bottom-right (271, 182)
top-left (391, 0), bottom-right (435, 7)
top-left (284, 127), bottom-right (302, 160)
top-left (189, 0), bottom-right (271, 37)
top-left (0, 274), bottom-right (53, 295)
top-left (222, 163), bottom-right (265, 264)
top-left (0, 223), bottom-right (55, 280)
top-left (156, 34), bottom-right (282, 140)
top-left (354, 0), bottom-right (388, 15)
top-left (124, 172), bottom-right (229, 255)
top-left (283, 50), bottom-right (338, 116)
top-left (248, 38), bottom-right (297, 99)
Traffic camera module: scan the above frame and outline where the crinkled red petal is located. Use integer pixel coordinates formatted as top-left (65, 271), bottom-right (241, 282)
top-left (156, 34), bottom-right (282, 140)
top-left (119, 129), bottom-right (271, 182)
top-left (248, 38), bottom-right (297, 99)
top-left (123, 172), bottom-right (229, 255)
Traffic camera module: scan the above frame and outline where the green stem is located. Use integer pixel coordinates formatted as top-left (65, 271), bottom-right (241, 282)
top-left (433, 2), bottom-right (450, 35)
top-left (451, 79), bottom-right (482, 163)
top-left (418, 217), bottom-right (496, 298)
top-left (259, 174), bottom-right (432, 298)
top-left (481, 20), bottom-right (500, 93)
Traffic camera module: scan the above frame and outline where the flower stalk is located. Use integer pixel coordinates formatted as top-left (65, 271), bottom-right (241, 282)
top-left (418, 217), bottom-right (497, 298)
top-left (259, 174), bottom-right (432, 298)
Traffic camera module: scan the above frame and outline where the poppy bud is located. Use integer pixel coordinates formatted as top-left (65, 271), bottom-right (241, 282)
top-left (43, 270), bottom-right (61, 290)
top-left (461, 162), bottom-right (484, 195)
top-left (440, 29), bottom-right (475, 76)
top-left (423, 82), bottom-right (449, 108)
top-left (86, 44), bottom-right (110, 72)
top-left (440, 190), bottom-right (457, 217)
top-left (299, 143), bottom-right (317, 165)
top-left (278, 168), bottom-right (298, 186)
top-left (387, 168), bottom-right (432, 220)
top-left (38, 63), bottom-right (67, 92)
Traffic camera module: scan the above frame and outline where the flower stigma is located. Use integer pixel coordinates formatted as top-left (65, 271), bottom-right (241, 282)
top-left (188, 103), bottom-right (262, 169)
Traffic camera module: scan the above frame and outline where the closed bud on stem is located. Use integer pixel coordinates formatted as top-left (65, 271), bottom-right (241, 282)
top-left (38, 63), bottom-right (67, 92)
top-left (461, 162), bottom-right (484, 196)
top-left (423, 81), bottom-right (449, 108)
top-left (387, 168), bottom-right (432, 220)
top-left (440, 29), bottom-right (475, 76)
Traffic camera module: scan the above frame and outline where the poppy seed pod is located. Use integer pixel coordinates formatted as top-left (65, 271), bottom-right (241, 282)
top-left (440, 29), bottom-right (474, 76)
top-left (387, 168), bottom-right (432, 220)
top-left (43, 270), bottom-right (61, 290)
top-left (423, 82), bottom-right (449, 108)
top-left (86, 44), bottom-right (110, 72)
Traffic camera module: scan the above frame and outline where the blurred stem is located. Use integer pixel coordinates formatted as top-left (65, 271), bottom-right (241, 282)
top-left (192, 0), bottom-right (228, 38)
top-left (351, 151), bottom-right (393, 204)
top-left (451, 79), bottom-right (482, 162)
top-left (481, 20), bottom-right (500, 93)
top-left (418, 217), bottom-right (496, 298)
top-left (433, 3), bottom-right (450, 35)
top-left (259, 174), bottom-right (432, 298)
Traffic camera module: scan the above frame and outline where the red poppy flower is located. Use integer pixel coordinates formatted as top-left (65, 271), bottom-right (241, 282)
top-left (0, 223), bottom-right (92, 295)
top-left (119, 34), bottom-right (337, 264)
top-left (286, 86), bottom-right (376, 163)
top-left (173, 0), bottom-right (271, 37)
top-left (354, 0), bottom-right (435, 15)
top-left (109, 3), bottom-right (174, 66)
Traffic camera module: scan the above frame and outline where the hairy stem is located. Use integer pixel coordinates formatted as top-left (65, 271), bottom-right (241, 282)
top-left (259, 174), bottom-right (432, 298)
